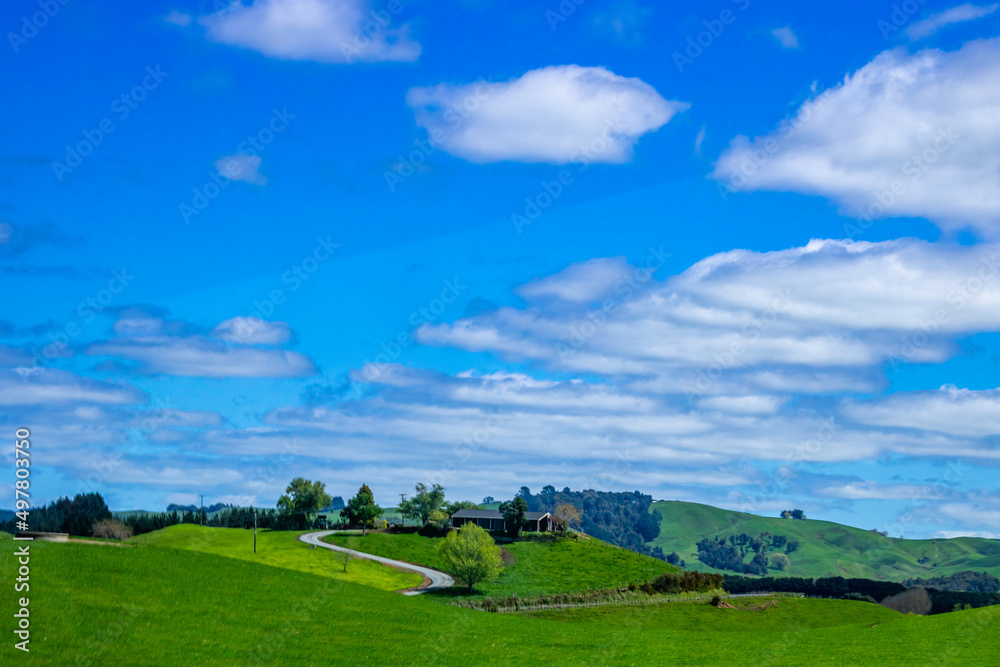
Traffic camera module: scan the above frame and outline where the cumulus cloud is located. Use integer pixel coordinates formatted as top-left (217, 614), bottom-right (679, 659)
top-left (407, 65), bottom-right (687, 164)
top-left (714, 38), bottom-right (1000, 235)
top-left (201, 0), bottom-right (420, 64)
top-left (516, 257), bottom-right (634, 303)
top-left (215, 154), bottom-right (267, 186)
top-left (771, 26), bottom-right (799, 48)
top-left (905, 4), bottom-right (998, 40)
top-left (212, 317), bottom-right (292, 345)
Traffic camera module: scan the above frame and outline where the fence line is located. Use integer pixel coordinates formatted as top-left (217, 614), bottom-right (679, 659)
top-left (493, 591), bottom-right (803, 614)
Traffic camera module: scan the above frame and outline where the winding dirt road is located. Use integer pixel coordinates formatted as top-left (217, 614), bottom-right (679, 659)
top-left (299, 531), bottom-right (455, 596)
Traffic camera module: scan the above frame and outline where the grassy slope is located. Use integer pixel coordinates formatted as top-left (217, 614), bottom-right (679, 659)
top-left (650, 500), bottom-right (1000, 580)
top-left (134, 524), bottom-right (421, 591)
top-left (2, 532), bottom-right (998, 665)
top-left (324, 532), bottom-right (681, 597)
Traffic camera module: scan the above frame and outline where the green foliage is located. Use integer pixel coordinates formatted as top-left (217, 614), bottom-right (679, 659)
top-left (0, 492), bottom-right (111, 537)
top-left (903, 571), bottom-right (1000, 593)
top-left (276, 478), bottom-right (332, 529)
top-left (399, 483), bottom-right (446, 525)
top-left (553, 503), bottom-right (582, 531)
top-left (442, 500), bottom-right (480, 517)
top-left (771, 553), bottom-right (791, 571)
top-left (780, 509), bottom-right (807, 520)
top-left (517, 486), bottom-right (660, 551)
top-left (439, 523), bottom-right (504, 591)
top-left (499, 497), bottom-right (528, 537)
top-left (343, 484), bottom-right (383, 535)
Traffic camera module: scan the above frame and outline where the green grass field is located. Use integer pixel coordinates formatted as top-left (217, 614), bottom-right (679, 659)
top-left (134, 524), bottom-right (422, 591)
top-left (2, 530), bottom-right (998, 665)
top-left (649, 500), bottom-right (1000, 580)
top-left (323, 531), bottom-right (680, 597)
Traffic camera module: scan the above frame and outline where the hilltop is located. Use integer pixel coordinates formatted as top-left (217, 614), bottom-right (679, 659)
top-left (648, 500), bottom-right (1000, 581)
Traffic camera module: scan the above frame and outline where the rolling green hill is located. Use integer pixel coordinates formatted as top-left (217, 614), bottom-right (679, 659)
top-left (2, 530), bottom-right (998, 665)
top-left (323, 531), bottom-right (680, 597)
top-left (649, 500), bottom-right (1000, 581)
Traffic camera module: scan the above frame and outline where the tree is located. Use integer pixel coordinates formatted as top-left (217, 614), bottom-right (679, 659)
top-left (771, 553), bottom-right (791, 571)
top-left (402, 483), bottom-right (446, 526)
top-left (781, 509), bottom-right (807, 520)
top-left (880, 587), bottom-right (932, 615)
top-left (277, 478), bottom-right (332, 529)
top-left (438, 522), bottom-right (503, 591)
top-left (785, 540), bottom-right (801, 554)
top-left (443, 500), bottom-right (480, 517)
top-left (498, 497), bottom-right (527, 538)
top-left (553, 503), bottom-right (582, 532)
top-left (329, 496), bottom-right (345, 510)
top-left (342, 484), bottom-right (383, 535)
top-left (482, 496), bottom-right (495, 504)
top-left (334, 549), bottom-right (354, 573)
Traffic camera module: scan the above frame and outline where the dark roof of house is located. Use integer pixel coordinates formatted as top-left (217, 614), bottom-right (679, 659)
top-left (451, 509), bottom-right (550, 520)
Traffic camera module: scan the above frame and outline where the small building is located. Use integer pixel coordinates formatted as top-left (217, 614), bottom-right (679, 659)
top-left (451, 509), bottom-right (552, 533)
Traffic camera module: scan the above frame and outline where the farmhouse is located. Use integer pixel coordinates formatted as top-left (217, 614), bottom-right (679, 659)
top-left (451, 509), bottom-right (553, 532)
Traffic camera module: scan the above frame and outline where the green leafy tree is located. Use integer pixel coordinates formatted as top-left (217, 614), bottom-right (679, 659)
top-left (408, 483), bottom-right (446, 525)
top-left (443, 500), bottom-right (480, 517)
top-left (277, 478), bottom-right (332, 530)
top-left (342, 484), bottom-right (383, 535)
top-left (438, 522), bottom-right (504, 591)
top-left (499, 496), bottom-right (528, 538)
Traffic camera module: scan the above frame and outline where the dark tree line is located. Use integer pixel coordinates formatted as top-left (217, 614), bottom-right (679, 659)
top-left (515, 486), bottom-right (661, 553)
top-left (902, 571), bottom-right (999, 593)
top-left (695, 532), bottom-right (798, 574)
top-left (0, 493), bottom-right (111, 536)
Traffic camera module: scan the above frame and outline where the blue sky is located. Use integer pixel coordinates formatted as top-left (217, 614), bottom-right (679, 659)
top-left (2, 0), bottom-right (1000, 538)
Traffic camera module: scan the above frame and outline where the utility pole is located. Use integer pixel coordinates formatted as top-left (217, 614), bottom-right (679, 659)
top-left (253, 506), bottom-right (257, 554)
top-left (200, 494), bottom-right (204, 527)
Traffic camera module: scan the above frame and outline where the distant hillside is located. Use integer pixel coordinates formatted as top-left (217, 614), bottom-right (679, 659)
top-left (648, 500), bottom-right (1000, 581)
top-left (0, 509), bottom-right (13, 523)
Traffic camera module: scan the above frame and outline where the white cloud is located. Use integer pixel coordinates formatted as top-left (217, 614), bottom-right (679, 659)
top-left (698, 395), bottom-right (785, 414)
top-left (936, 530), bottom-right (1000, 539)
top-left (845, 386), bottom-right (1000, 437)
top-left (215, 154), bottom-right (267, 186)
top-left (212, 317), bottom-right (292, 345)
top-left (516, 257), bottom-right (633, 303)
top-left (905, 4), bottom-right (998, 40)
top-left (817, 481), bottom-right (945, 500)
top-left (418, 239), bottom-right (1000, 386)
top-left (407, 65), bottom-right (687, 164)
top-left (86, 314), bottom-right (316, 379)
top-left (164, 10), bottom-right (192, 26)
top-left (0, 368), bottom-right (145, 406)
top-left (771, 26), bottom-right (799, 48)
top-left (201, 0), bottom-right (420, 64)
top-left (714, 38), bottom-right (1000, 235)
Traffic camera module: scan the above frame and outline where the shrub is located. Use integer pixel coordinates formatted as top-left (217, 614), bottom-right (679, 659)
top-left (92, 519), bottom-right (133, 540)
top-left (710, 595), bottom-right (722, 607)
top-left (770, 553), bottom-right (791, 571)
top-left (881, 587), bottom-right (932, 615)
top-left (842, 592), bottom-right (877, 603)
